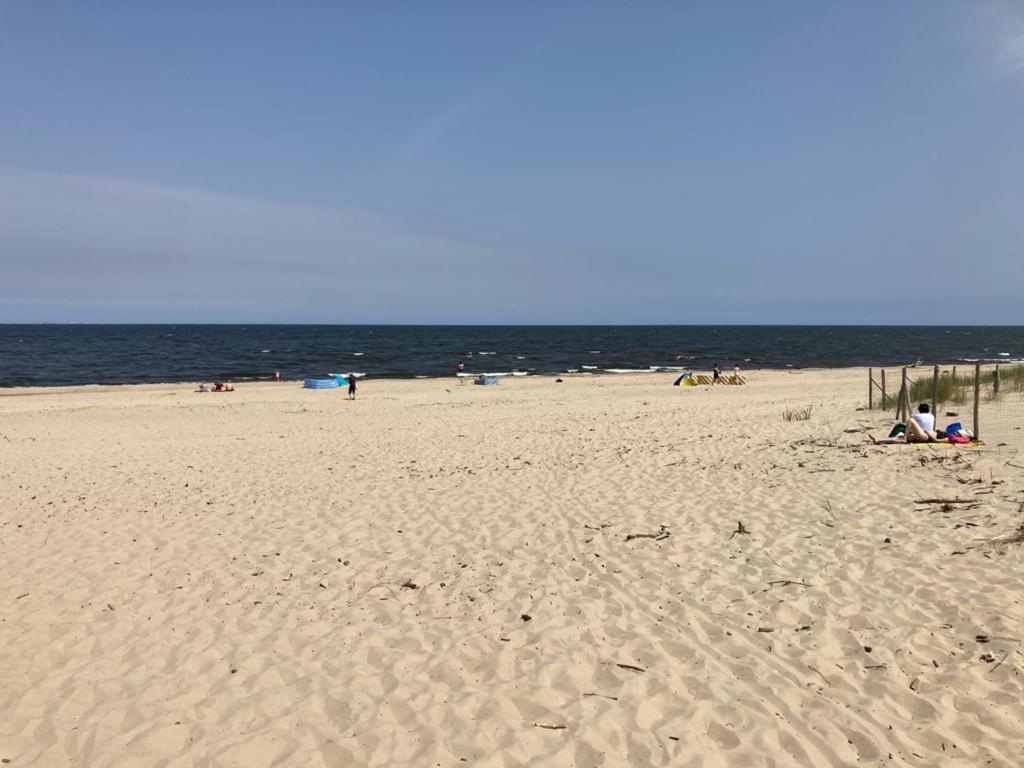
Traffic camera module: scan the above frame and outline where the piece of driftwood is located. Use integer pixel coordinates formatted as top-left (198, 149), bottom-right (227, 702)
top-left (625, 526), bottom-right (670, 542)
top-left (768, 579), bottom-right (811, 588)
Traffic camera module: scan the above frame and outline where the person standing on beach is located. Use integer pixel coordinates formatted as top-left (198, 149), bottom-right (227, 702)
top-left (712, 363), bottom-right (722, 385)
top-left (348, 374), bottom-right (357, 400)
top-left (733, 363), bottom-right (741, 383)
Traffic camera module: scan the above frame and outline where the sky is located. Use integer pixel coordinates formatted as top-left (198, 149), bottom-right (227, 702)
top-left (1, 1), bottom-right (1022, 324)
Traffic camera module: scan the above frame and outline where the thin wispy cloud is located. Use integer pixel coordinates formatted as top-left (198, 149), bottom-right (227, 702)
top-left (971, 0), bottom-right (1024, 79)
top-left (0, 167), bottom-right (560, 321)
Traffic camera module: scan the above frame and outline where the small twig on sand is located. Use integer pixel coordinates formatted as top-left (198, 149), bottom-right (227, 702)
top-left (808, 665), bottom-right (832, 686)
top-left (729, 521), bottom-right (750, 539)
top-left (768, 579), bottom-right (812, 588)
top-left (583, 692), bottom-right (619, 700)
top-left (364, 583), bottom-right (400, 601)
top-left (625, 526), bottom-right (670, 542)
top-left (916, 498), bottom-right (976, 505)
top-left (615, 663), bottom-right (646, 673)
top-left (989, 650), bottom-right (1012, 673)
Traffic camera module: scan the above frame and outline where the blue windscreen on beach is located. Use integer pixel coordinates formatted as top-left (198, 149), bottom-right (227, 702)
top-left (0, 325), bottom-right (1022, 387)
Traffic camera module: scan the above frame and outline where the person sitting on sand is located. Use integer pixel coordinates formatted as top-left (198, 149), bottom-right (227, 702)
top-left (870, 403), bottom-right (937, 444)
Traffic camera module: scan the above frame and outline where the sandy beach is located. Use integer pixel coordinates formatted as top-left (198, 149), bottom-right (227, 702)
top-left (1, 369), bottom-right (1021, 767)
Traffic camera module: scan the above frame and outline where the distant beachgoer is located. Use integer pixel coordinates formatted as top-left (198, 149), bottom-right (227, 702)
top-left (274, 370), bottom-right (282, 382)
top-left (870, 403), bottom-right (937, 444)
top-left (348, 374), bottom-right (357, 400)
top-left (712, 364), bottom-right (721, 384)
top-left (733, 363), bottom-right (741, 382)
top-left (457, 361), bottom-right (465, 373)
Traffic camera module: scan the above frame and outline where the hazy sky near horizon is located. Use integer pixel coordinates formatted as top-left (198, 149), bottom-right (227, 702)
top-left (1, 1), bottom-right (1022, 324)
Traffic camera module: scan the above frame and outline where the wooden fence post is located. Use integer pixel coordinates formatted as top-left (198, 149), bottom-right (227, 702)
top-left (994, 364), bottom-right (1000, 394)
top-left (973, 363), bottom-right (981, 439)
top-left (931, 365), bottom-right (939, 417)
top-left (881, 369), bottom-right (886, 409)
top-left (868, 368), bottom-right (874, 409)
top-left (901, 367), bottom-right (909, 422)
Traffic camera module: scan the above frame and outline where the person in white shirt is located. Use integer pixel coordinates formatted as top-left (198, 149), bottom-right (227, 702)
top-left (908, 403), bottom-right (936, 440)
top-left (870, 403), bottom-right (937, 444)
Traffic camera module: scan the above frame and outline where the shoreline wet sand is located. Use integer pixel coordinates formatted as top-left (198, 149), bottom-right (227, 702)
top-left (1, 369), bottom-right (1021, 766)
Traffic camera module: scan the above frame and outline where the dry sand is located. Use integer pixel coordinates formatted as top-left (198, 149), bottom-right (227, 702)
top-left (1, 369), bottom-right (1022, 767)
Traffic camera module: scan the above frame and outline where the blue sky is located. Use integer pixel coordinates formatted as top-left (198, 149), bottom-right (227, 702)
top-left (1, 1), bottom-right (1022, 323)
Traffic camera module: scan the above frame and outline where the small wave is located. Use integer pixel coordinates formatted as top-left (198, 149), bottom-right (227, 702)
top-left (565, 368), bottom-right (579, 373)
top-left (590, 350), bottom-right (601, 354)
top-left (516, 356), bottom-right (526, 360)
top-left (353, 352), bottom-right (365, 356)
top-left (998, 352), bottom-right (1010, 356)
top-left (261, 349), bottom-right (271, 353)
top-left (581, 365), bottom-right (598, 370)
top-left (478, 351), bottom-right (496, 355)
top-left (603, 368), bottom-right (649, 374)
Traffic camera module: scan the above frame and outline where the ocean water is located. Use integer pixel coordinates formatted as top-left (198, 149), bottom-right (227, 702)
top-left (1, 325), bottom-right (1022, 387)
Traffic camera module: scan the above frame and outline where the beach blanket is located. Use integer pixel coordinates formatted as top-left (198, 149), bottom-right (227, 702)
top-left (912, 440), bottom-right (985, 448)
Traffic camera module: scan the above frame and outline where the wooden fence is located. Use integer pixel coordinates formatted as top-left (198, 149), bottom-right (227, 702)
top-left (868, 363), bottom-right (1023, 441)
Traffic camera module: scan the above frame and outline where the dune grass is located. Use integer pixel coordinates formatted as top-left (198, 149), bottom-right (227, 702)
top-left (873, 364), bottom-right (1024, 410)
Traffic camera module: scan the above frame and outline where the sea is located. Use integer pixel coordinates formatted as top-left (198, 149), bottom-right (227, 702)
top-left (1, 325), bottom-right (1023, 387)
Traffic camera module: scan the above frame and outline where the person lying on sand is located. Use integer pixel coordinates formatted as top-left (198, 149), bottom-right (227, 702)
top-left (869, 403), bottom-right (937, 444)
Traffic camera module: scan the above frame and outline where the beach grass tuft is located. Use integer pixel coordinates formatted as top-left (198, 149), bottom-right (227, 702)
top-left (783, 405), bottom-right (814, 421)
